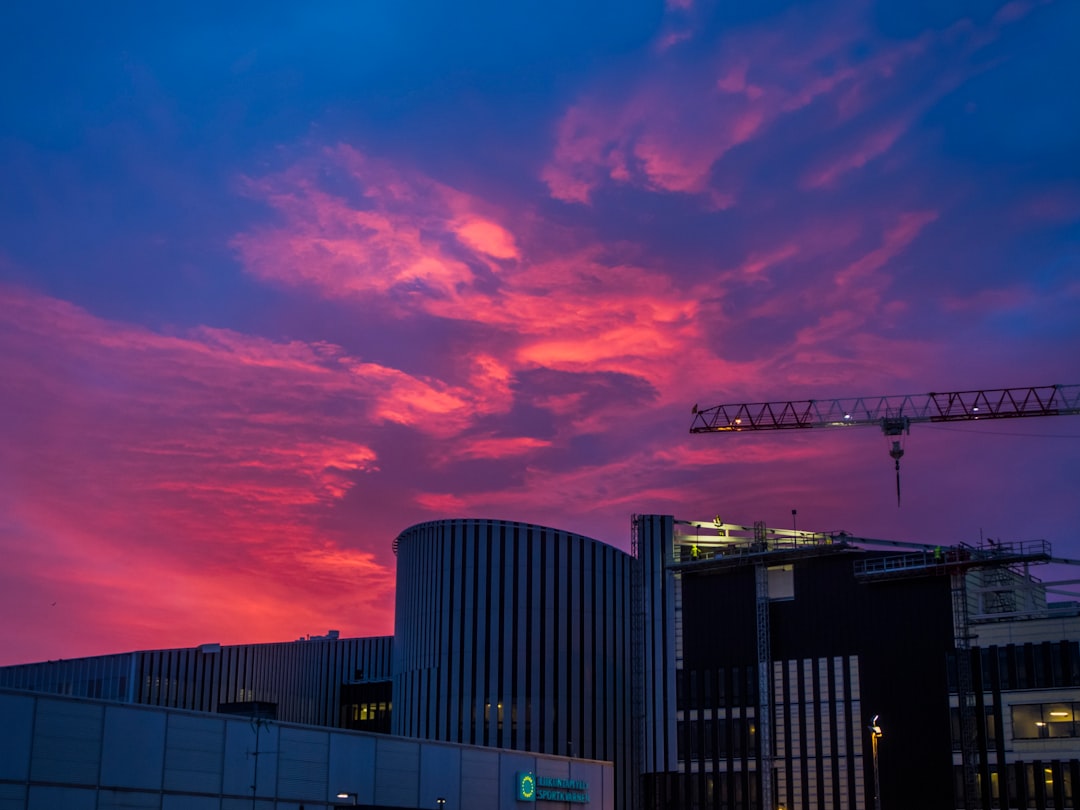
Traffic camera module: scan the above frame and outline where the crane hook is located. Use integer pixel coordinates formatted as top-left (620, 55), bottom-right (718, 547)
top-left (889, 440), bottom-right (904, 507)
top-left (881, 416), bottom-right (910, 508)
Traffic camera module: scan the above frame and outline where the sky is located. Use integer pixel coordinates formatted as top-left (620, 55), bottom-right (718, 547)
top-left (1, 0), bottom-right (1078, 666)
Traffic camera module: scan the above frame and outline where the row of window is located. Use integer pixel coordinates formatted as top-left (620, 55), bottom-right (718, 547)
top-left (676, 667), bottom-right (760, 711)
top-left (950, 701), bottom-right (1080, 752)
top-left (951, 641), bottom-right (1080, 693)
top-left (348, 701), bottom-right (390, 722)
top-left (949, 702), bottom-right (1080, 750)
top-left (1013, 702), bottom-right (1080, 740)
top-left (678, 718), bottom-right (759, 761)
top-left (958, 760), bottom-right (1079, 808)
top-left (642, 770), bottom-right (760, 810)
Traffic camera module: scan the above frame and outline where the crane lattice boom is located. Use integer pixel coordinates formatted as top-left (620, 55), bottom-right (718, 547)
top-left (690, 383), bottom-right (1080, 433)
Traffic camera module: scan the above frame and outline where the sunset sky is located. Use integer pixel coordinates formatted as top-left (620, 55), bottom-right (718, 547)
top-left (2, 1), bottom-right (1079, 666)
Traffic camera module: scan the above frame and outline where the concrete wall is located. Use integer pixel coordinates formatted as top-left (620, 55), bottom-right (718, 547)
top-left (0, 689), bottom-right (613, 810)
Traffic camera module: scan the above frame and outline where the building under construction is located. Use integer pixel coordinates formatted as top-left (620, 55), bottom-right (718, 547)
top-left (634, 514), bottom-right (1080, 810)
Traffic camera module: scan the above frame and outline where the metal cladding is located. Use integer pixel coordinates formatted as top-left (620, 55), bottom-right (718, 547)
top-left (392, 518), bottom-right (634, 807)
top-left (0, 636), bottom-right (393, 728)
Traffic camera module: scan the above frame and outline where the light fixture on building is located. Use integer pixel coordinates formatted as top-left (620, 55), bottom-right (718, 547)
top-left (869, 715), bottom-right (883, 810)
top-left (336, 792), bottom-right (358, 806)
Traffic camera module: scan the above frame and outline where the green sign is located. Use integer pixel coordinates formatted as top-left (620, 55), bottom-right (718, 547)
top-left (516, 772), bottom-right (589, 804)
top-left (517, 771), bottom-right (536, 802)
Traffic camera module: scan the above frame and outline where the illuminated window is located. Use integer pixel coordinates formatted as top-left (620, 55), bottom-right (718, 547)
top-left (1011, 702), bottom-right (1080, 739)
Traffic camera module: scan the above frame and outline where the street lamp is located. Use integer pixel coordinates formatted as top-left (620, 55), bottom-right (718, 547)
top-left (869, 715), bottom-right (883, 810)
top-left (336, 792), bottom-right (358, 806)
top-left (436, 799), bottom-right (447, 809)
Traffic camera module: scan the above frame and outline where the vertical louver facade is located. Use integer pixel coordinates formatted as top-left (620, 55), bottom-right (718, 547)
top-left (0, 635), bottom-right (393, 728)
top-left (392, 518), bottom-right (635, 808)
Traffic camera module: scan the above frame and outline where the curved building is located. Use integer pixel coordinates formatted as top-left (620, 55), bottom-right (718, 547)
top-left (393, 518), bottom-right (635, 805)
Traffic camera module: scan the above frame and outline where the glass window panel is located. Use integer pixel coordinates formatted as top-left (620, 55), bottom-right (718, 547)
top-left (1045, 703), bottom-right (1075, 738)
top-left (1011, 704), bottom-right (1045, 739)
top-left (1007, 763), bottom-right (1020, 807)
top-left (998, 647), bottom-right (1012, 690)
top-left (1033, 643), bottom-right (1048, 688)
top-left (984, 707), bottom-right (998, 744)
top-left (1015, 647), bottom-right (1029, 690)
top-left (1069, 643), bottom-right (1080, 687)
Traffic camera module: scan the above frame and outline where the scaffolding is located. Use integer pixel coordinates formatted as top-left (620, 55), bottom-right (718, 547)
top-left (852, 539), bottom-right (1052, 810)
top-left (754, 521), bottom-right (774, 810)
top-left (670, 519), bottom-right (1057, 810)
top-left (630, 515), bottom-right (645, 810)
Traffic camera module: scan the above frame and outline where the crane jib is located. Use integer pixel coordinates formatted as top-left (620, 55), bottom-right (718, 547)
top-left (690, 384), bottom-right (1080, 432)
top-left (689, 383), bottom-right (1080, 507)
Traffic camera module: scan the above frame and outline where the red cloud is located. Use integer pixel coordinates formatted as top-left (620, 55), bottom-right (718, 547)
top-left (231, 148), bottom-right (740, 405)
top-left (228, 141), bottom-right (964, 445)
top-left (0, 285), bottom-right (492, 660)
top-left (447, 435), bottom-right (553, 463)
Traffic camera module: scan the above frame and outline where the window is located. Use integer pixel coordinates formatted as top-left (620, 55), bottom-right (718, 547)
top-left (1011, 702), bottom-right (1080, 739)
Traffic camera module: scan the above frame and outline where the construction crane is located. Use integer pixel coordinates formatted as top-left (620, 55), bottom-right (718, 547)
top-left (689, 383), bottom-right (1080, 810)
top-left (690, 383), bottom-right (1080, 505)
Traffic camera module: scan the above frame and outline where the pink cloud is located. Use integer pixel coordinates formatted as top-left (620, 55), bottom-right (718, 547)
top-left (541, 3), bottom-right (1015, 203)
top-left (233, 146), bottom-right (517, 309)
top-left (454, 218), bottom-right (520, 259)
top-left (1015, 187), bottom-right (1080, 224)
top-left (542, 78), bottom-right (768, 202)
top-left (450, 435), bottom-right (553, 462)
top-left (938, 283), bottom-right (1058, 315)
top-left (993, 0), bottom-right (1045, 25)
top-left (229, 143), bottom-right (965, 447)
top-left (231, 149), bottom-right (733, 405)
top-left (413, 492), bottom-right (469, 513)
top-left (0, 284), bottom-right (529, 660)
top-left (801, 119), bottom-right (909, 189)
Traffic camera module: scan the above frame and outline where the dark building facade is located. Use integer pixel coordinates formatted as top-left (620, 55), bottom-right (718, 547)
top-left (636, 514), bottom-right (962, 810)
